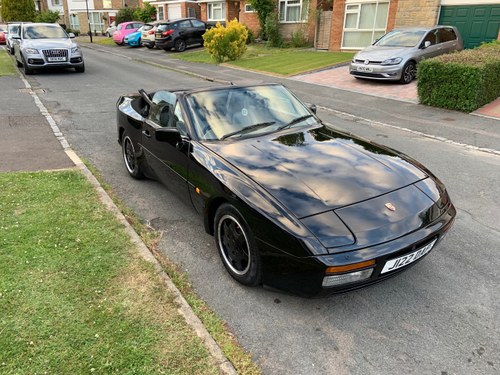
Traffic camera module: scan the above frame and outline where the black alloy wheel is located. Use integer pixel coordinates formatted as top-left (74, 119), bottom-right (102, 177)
top-left (174, 38), bottom-right (186, 52)
top-left (215, 204), bottom-right (261, 286)
top-left (122, 132), bottom-right (144, 179)
top-left (400, 61), bottom-right (416, 84)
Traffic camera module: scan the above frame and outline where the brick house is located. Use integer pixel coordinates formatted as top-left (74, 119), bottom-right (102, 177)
top-left (143, 0), bottom-right (201, 21)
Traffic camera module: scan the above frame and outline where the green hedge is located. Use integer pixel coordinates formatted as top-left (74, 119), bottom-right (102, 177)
top-left (417, 42), bottom-right (500, 112)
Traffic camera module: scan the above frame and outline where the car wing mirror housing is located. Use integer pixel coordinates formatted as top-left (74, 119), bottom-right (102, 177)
top-left (12, 35), bottom-right (21, 39)
top-left (422, 40), bottom-right (431, 49)
top-left (156, 127), bottom-right (182, 144)
top-left (69, 33), bottom-right (76, 38)
top-left (309, 104), bottom-right (317, 114)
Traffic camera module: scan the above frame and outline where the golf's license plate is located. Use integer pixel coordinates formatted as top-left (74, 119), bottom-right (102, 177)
top-left (381, 239), bottom-right (437, 274)
top-left (357, 66), bottom-right (373, 72)
top-left (48, 57), bottom-right (66, 62)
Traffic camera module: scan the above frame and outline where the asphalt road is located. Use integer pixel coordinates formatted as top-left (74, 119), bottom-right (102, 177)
top-left (21, 46), bottom-right (500, 375)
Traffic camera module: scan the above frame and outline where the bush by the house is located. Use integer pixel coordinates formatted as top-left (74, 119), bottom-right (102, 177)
top-left (35, 10), bottom-right (60, 23)
top-left (417, 42), bottom-right (500, 112)
top-left (264, 11), bottom-right (283, 48)
top-left (203, 19), bottom-right (248, 63)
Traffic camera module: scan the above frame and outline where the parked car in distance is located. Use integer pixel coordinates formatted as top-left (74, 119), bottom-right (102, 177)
top-left (350, 26), bottom-right (464, 84)
top-left (6, 23), bottom-right (22, 54)
top-left (12, 23), bottom-right (85, 74)
top-left (124, 26), bottom-right (143, 47)
top-left (105, 21), bottom-right (116, 37)
top-left (0, 25), bottom-right (6, 45)
top-left (113, 21), bottom-right (143, 45)
top-left (155, 18), bottom-right (206, 52)
top-left (116, 83), bottom-right (455, 297)
top-left (141, 21), bottom-right (162, 49)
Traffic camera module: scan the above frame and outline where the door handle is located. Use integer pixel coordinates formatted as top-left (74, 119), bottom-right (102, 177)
top-left (142, 130), bottom-right (151, 138)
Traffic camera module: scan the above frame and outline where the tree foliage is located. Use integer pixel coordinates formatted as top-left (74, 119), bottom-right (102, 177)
top-left (203, 19), bottom-right (248, 63)
top-left (115, 7), bottom-right (136, 25)
top-left (35, 10), bottom-right (60, 23)
top-left (134, 3), bottom-right (157, 23)
top-left (249, 0), bottom-right (275, 39)
top-left (1, 0), bottom-right (36, 22)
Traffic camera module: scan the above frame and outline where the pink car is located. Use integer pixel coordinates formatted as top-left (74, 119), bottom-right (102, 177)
top-left (112, 21), bottom-right (143, 45)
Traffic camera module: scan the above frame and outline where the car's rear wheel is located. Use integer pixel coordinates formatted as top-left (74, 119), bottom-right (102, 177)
top-left (400, 61), bottom-right (416, 84)
top-left (214, 204), bottom-right (261, 286)
top-left (122, 132), bottom-right (144, 179)
top-left (174, 38), bottom-right (186, 52)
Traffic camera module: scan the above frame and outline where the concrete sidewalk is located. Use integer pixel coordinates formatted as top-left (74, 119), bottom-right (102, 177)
top-left (0, 74), bottom-right (74, 172)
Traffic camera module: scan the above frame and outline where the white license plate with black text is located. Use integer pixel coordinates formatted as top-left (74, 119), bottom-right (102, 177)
top-left (381, 239), bottom-right (437, 274)
top-left (356, 66), bottom-right (373, 72)
top-left (48, 57), bottom-right (66, 62)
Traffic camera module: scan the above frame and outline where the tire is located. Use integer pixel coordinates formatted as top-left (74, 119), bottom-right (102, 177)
top-left (22, 57), bottom-right (33, 75)
top-left (106, 32), bottom-right (111, 37)
top-left (122, 132), bottom-right (144, 179)
top-left (214, 203), bottom-right (261, 286)
top-left (174, 38), bottom-right (186, 52)
top-left (16, 58), bottom-right (22, 67)
top-left (75, 63), bottom-right (85, 73)
top-left (146, 44), bottom-right (153, 49)
top-left (400, 61), bottom-right (416, 84)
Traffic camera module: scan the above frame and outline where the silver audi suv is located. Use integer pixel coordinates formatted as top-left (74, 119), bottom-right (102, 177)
top-left (349, 26), bottom-right (463, 84)
top-left (12, 23), bottom-right (85, 75)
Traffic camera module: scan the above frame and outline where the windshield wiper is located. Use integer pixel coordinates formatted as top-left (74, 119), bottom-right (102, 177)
top-left (221, 122), bottom-right (276, 140)
top-left (277, 115), bottom-right (314, 131)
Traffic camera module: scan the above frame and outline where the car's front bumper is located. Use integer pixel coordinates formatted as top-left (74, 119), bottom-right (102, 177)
top-left (259, 202), bottom-right (456, 297)
top-left (23, 50), bottom-right (84, 70)
top-left (349, 61), bottom-right (404, 81)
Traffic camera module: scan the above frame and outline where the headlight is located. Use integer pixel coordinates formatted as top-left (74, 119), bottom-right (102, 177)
top-left (381, 57), bottom-right (402, 65)
top-left (24, 48), bottom-right (39, 54)
top-left (71, 46), bottom-right (80, 53)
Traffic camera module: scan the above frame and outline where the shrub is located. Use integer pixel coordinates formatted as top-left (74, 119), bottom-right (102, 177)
top-left (203, 19), bottom-right (248, 63)
top-left (290, 27), bottom-right (309, 48)
top-left (115, 7), bottom-right (137, 25)
top-left (245, 27), bottom-right (255, 44)
top-left (66, 28), bottom-right (80, 36)
top-left (417, 43), bottom-right (500, 112)
top-left (264, 11), bottom-right (283, 48)
top-left (35, 10), bottom-right (60, 23)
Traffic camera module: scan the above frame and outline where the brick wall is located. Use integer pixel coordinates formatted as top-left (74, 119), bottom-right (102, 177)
top-left (328, 0), bottom-right (345, 51)
top-left (239, 1), bottom-right (260, 35)
top-left (395, 0), bottom-right (440, 27)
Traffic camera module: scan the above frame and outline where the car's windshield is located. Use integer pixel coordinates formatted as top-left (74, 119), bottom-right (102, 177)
top-left (187, 85), bottom-right (316, 141)
top-left (23, 25), bottom-right (68, 39)
top-left (375, 30), bottom-right (426, 47)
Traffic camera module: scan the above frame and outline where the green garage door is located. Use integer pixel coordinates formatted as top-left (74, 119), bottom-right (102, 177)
top-left (439, 5), bottom-right (500, 48)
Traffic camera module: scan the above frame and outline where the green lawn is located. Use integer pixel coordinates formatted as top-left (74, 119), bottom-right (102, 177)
top-left (0, 171), bottom-right (220, 374)
top-left (0, 49), bottom-right (16, 76)
top-left (176, 44), bottom-right (355, 76)
top-left (77, 35), bottom-right (117, 46)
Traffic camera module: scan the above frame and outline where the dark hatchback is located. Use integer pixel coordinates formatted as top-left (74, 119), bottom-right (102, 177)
top-left (116, 84), bottom-right (456, 297)
top-left (155, 18), bottom-right (206, 52)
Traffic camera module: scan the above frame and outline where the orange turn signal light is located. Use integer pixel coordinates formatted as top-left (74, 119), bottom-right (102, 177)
top-left (326, 260), bottom-right (376, 274)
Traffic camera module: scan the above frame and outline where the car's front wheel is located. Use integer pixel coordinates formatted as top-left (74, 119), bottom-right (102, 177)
top-left (122, 132), bottom-right (144, 179)
top-left (75, 63), bottom-right (85, 73)
top-left (22, 57), bottom-right (33, 75)
top-left (174, 38), bottom-right (186, 52)
top-left (400, 61), bottom-right (416, 84)
top-left (214, 204), bottom-right (261, 286)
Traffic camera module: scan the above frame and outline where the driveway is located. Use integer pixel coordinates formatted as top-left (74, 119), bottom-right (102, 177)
top-left (293, 65), bottom-right (418, 103)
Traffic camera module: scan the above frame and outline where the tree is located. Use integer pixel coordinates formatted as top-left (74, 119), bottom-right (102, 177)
top-left (35, 10), bottom-right (60, 23)
top-left (134, 3), bottom-right (156, 23)
top-left (249, 0), bottom-right (275, 39)
top-left (115, 7), bottom-right (137, 25)
top-left (1, 0), bottom-right (36, 22)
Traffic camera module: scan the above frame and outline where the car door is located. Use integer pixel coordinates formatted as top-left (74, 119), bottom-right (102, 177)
top-left (141, 91), bottom-right (191, 203)
top-left (419, 29), bottom-right (441, 60)
top-left (177, 20), bottom-right (194, 44)
top-left (190, 19), bottom-right (207, 45)
top-left (437, 27), bottom-right (459, 54)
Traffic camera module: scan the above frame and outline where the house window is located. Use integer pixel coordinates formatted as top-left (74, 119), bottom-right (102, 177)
top-left (208, 2), bottom-right (226, 21)
top-left (70, 14), bottom-right (80, 31)
top-left (244, 4), bottom-right (255, 12)
top-left (103, 0), bottom-right (112, 8)
top-left (158, 6), bottom-right (164, 20)
top-left (188, 7), bottom-right (196, 18)
top-left (90, 12), bottom-right (104, 33)
top-left (51, 0), bottom-right (61, 5)
top-left (279, 0), bottom-right (308, 23)
top-left (342, 1), bottom-right (389, 49)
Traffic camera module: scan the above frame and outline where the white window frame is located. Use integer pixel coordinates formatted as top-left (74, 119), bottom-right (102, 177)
top-left (158, 6), bottom-right (165, 20)
top-left (341, 1), bottom-right (389, 49)
top-left (69, 14), bottom-right (80, 30)
top-left (102, 0), bottom-right (112, 8)
top-left (244, 3), bottom-right (255, 12)
top-left (279, 0), bottom-right (308, 23)
top-left (90, 12), bottom-right (105, 33)
top-left (208, 2), bottom-right (226, 21)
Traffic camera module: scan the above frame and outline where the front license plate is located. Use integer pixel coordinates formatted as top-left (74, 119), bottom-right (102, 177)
top-left (381, 239), bottom-right (437, 274)
top-left (356, 66), bottom-right (373, 72)
top-left (48, 57), bottom-right (66, 62)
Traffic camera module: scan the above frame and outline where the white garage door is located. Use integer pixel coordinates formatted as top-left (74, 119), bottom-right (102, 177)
top-left (168, 4), bottom-right (182, 20)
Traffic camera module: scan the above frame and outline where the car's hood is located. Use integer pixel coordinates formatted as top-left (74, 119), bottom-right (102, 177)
top-left (208, 125), bottom-right (427, 218)
top-left (355, 46), bottom-right (412, 61)
top-left (22, 38), bottom-right (73, 49)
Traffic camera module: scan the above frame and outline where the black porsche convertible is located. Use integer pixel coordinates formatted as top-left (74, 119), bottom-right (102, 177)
top-left (116, 83), bottom-right (455, 297)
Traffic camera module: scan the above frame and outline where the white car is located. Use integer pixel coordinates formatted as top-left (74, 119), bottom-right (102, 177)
top-left (141, 21), bottom-right (162, 49)
top-left (105, 22), bottom-right (116, 37)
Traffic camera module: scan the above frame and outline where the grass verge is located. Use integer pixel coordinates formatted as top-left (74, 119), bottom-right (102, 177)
top-left (0, 170), bottom-right (220, 374)
top-left (0, 49), bottom-right (16, 76)
top-left (77, 36), bottom-right (117, 46)
top-left (176, 44), bottom-right (355, 76)
top-left (84, 161), bottom-right (261, 374)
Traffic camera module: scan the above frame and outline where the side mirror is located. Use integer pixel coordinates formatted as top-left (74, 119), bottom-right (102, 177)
top-left (309, 104), bottom-right (317, 114)
top-left (69, 33), bottom-right (76, 38)
top-left (422, 41), bottom-right (431, 49)
top-left (156, 127), bottom-right (181, 145)
top-left (12, 35), bottom-right (21, 39)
